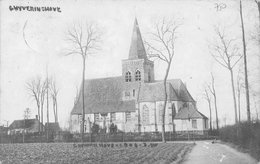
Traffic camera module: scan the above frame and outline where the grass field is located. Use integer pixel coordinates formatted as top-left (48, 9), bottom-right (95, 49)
top-left (0, 142), bottom-right (194, 164)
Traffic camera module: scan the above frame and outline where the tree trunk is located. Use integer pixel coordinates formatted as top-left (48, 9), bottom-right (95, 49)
top-left (237, 88), bottom-right (241, 122)
top-left (53, 100), bottom-right (56, 123)
top-left (239, 0), bottom-right (251, 121)
top-left (41, 103), bottom-right (44, 133)
top-left (55, 99), bottom-right (58, 123)
top-left (207, 100), bottom-right (212, 130)
top-left (81, 58), bottom-right (86, 142)
top-left (137, 82), bottom-right (142, 133)
top-left (47, 78), bottom-right (49, 142)
top-left (229, 68), bottom-right (238, 124)
top-left (37, 105), bottom-right (40, 133)
top-left (213, 94), bottom-right (219, 131)
top-left (211, 74), bottom-right (219, 131)
top-left (162, 62), bottom-right (171, 143)
top-left (23, 119), bottom-right (25, 143)
top-left (161, 83), bottom-right (167, 143)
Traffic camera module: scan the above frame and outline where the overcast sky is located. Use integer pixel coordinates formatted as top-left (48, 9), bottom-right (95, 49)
top-left (0, 0), bottom-right (259, 128)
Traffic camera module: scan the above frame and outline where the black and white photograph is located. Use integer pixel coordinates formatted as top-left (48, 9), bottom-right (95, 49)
top-left (0, 0), bottom-right (259, 163)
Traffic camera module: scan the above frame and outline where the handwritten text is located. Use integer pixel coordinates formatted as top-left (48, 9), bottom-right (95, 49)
top-left (9, 6), bottom-right (61, 12)
top-left (214, 3), bottom-right (226, 12)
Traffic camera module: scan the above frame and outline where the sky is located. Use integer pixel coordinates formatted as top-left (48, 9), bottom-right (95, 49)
top-left (0, 0), bottom-right (259, 128)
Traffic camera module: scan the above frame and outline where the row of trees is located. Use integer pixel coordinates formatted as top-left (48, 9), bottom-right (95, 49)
top-left (26, 74), bottom-right (59, 134)
top-left (203, 0), bottom-right (260, 131)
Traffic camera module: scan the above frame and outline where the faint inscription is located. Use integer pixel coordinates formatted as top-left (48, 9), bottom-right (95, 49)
top-left (214, 3), bottom-right (226, 12)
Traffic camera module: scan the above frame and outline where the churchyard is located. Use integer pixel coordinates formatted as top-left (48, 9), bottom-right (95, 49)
top-left (0, 142), bottom-right (194, 164)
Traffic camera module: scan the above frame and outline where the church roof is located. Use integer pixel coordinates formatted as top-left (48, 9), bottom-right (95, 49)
top-left (174, 104), bottom-right (208, 120)
top-left (71, 77), bottom-right (195, 115)
top-left (128, 18), bottom-right (147, 60)
top-left (71, 76), bottom-right (136, 115)
top-left (138, 81), bottom-right (179, 102)
top-left (138, 79), bottom-right (195, 102)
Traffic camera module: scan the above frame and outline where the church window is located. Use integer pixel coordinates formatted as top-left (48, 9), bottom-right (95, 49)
top-left (192, 120), bottom-right (197, 129)
top-left (159, 103), bottom-right (163, 124)
top-left (126, 112), bottom-right (131, 122)
top-left (125, 71), bottom-right (131, 82)
top-left (94, 113), bottom-right (100, 122)
top-left (135, 70), bottom-right (141, 81)
top-left (142, 105), bottom-right (149, 125)
top-left (172, 104), bottom-right (176, 119)
top-left (204, 119), bottom-right (208, 129)
top-left (169, 106), bottom-right (172, 123)
top-left (159, 110), bottom-right (163, 124)
top-left (111, 112), bottom-right (116, 122)
top-left (148, 71), bottom-right (151, 82)
top-left (133, 89), bottom-right (135, 97)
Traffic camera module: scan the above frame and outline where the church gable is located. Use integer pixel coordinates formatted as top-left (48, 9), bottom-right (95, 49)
top-left (174, 103), bottom-right (208, 120)
top-left (168, 79), bottom-right (195, 102)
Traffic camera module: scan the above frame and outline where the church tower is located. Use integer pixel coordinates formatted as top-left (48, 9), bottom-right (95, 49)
top-left (122, 18), bottom-right (155, 85)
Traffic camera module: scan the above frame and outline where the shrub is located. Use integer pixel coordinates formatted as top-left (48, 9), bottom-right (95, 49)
top-left (61, 131), bottom-right (73, 142)
top-left (109, 123), bottom-right (117, 133)
top-left (219, 121), bottom-right (260, 161)
top-left (91, 123), bottom-right (100, 134)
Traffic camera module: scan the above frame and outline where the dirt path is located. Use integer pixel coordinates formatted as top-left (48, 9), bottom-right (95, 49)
top-left (182, 140), bottom-right (259, 164)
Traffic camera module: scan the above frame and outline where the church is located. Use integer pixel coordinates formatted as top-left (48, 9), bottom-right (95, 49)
top-left (70, 18), bottom-right (209, 134)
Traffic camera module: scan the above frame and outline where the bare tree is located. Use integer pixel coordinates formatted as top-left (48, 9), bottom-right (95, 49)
top-left (207, 73), bottom-right (219, 131)
top-left (64, 20), bottom-right (103, 142)
top-left (26, 76), bottom-right (41, 132)
top-left (239, 0), bottom-right (251, 122)
top-left (222, 114), bottom-right (229, 127)
top-left (39, 79), bottom-right (47, 133)
top-left (23, 108), bottom-right (31, 120)
top-left (252, 93), bottom-right (259, 121)
top-left (145, 17), bottom-right (182, 143)
top-left (49, 77), bottom-right (59, 123)
top-left (23, 108), bottom-right (31, 143)
top-left (208, 25), bottom-right (243, 124)
top-left (202, 85), bottom-right (212, 131)
top-left (46, 69), bottom-right (50, 142)
top-left (236, 64), bottom-right (244, 123)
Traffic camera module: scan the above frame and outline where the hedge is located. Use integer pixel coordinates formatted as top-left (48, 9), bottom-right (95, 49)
top-left (219, 121), bottom-right (260, 161)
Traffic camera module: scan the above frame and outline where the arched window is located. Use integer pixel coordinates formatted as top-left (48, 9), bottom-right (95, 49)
top-left (142, 105), bottom-right (149, 125)
top-left (169, 103), bottom-right (176, 123)
top-left (172, 104), bottom-right (176, 118)
top-left (125, 71), bottom-right (131, 82)
top-left (158, 103), bottom-right (163, 124)
top-left (135, 70), bottom-right (141, 81)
